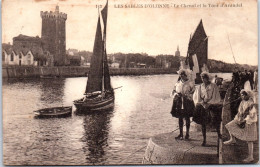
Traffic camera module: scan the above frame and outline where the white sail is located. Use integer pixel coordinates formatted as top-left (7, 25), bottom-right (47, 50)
top-left (192, 54), bottom-right (200, 73)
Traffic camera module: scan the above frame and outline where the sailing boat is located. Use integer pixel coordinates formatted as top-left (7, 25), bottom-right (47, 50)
top-left (185, 19), bottom-right (208, 84)
top-left (74, 1), bottom-right (114, 112)
top-left (184, 20), bottom-right (230, 96)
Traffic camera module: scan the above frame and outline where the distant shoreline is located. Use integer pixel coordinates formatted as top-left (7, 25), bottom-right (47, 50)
top-left (2, 66), bottom-right (180, 78)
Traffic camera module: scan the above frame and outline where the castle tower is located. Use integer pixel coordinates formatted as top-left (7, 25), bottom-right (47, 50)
top-left (175, 45), bottom-right (180, 57)
top-left (41, 5), bottom-right (67, 66)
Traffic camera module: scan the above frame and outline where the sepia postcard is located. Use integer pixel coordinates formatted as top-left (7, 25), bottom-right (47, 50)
top-left (2, 0), bottom-right (258, 165)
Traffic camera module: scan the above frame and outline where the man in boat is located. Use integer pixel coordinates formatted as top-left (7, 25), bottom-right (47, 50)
top-left (193, 71), bottom-right (222, 146)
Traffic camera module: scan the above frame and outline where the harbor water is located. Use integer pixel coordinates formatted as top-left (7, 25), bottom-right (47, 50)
top-left (2, 73), bottom-right (232, 165)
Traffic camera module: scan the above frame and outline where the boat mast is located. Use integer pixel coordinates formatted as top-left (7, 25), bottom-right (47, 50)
top-left (101, 0), bottom-right (108, 93)
top-left (102, 34), bottom-right (105, 94)
top-left (226, 33), bottom-right (237, 64)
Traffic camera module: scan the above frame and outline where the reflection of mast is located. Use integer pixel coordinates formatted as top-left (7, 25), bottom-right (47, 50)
top-left (81, 110), bottom-right (113, 164)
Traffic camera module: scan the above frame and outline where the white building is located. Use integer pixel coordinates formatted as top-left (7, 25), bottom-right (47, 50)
top-left (111, 62), bottom-right (120, 68)
top-left (2, 44), bottom-right (53, 66)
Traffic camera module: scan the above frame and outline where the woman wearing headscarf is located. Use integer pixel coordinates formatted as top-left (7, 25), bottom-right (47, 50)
top-left (170, 69), bottom-right (195, 140)
top-left (224, 90), bottom-right (257, 163)
top-left (193, 71), bottom-right (222, 146)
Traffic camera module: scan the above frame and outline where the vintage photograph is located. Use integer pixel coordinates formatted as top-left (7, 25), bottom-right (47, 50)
top-left (2, 0), bottom-right (258, 165)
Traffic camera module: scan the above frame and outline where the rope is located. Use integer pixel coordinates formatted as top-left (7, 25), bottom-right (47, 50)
top-left (118, 145), bottom-right (147, 164)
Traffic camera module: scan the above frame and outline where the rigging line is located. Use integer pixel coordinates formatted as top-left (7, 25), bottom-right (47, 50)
top-left (226, 32), bottom-right (237, 64)
top-left (113, 86), bottom-right (122, 90)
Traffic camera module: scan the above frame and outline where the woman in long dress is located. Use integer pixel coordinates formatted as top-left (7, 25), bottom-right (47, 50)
top-left (193, 71), bottom-right (222, 146)
top-left (224, 90), bottom-right (257, 163)
top-left (170, 69), bottom-right (195, 140)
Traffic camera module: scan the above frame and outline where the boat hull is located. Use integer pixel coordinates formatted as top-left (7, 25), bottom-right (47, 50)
top-left (34, 106), bottom-right (72, 118)
top-left (74, 94), bottom-right (114, 113)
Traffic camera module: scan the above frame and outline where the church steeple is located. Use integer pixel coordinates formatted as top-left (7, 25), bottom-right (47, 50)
top-left (175, 45), bottom-right (180, 57)
top-left (55, 5), bottom-right (59, 13)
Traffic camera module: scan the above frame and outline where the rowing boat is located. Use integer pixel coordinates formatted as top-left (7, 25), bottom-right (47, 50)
top-left (34, 106), bottom-right (72, 118)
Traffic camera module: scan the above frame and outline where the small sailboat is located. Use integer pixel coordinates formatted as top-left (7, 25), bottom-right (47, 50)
top-left (183, 20), bottom-right (230, 100)
top-left (73, 1), bottom-right (114, 112)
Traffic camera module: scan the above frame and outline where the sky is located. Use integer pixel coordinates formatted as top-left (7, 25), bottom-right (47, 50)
top-left (2, 0), bottom-right (258, 65)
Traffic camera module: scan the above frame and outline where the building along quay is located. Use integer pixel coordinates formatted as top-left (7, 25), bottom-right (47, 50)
top-left (2, 66), bottom-right (178, 78)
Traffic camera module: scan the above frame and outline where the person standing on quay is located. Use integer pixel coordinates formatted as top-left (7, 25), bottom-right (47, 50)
top-left (224, 90), bottom-right (257, 163)
top-left (193, 72), bottom-right (222, 146)
top-left (170, 69), bottom-right (195, 140)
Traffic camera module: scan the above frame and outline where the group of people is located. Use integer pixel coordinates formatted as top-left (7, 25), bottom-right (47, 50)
top-left (170, 69), bottom-right (257, 163)
top-left (232, 68), bottom-right (258, 91)
top-left (171, 70), bottom-right (222, 145)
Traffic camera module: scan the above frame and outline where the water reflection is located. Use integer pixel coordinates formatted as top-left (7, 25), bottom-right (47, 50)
top-left (3, 78), bottom-right (66, 108)
top-left (38, 78), bottom-right (65, 105)
top-left (81, 110), bottom-right (113, 165)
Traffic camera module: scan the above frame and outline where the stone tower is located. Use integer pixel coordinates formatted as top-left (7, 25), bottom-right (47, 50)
top-left (41, 6), bottom-right (67, 66)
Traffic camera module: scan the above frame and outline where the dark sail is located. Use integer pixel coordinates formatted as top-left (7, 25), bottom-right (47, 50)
top-left (101, 1), bottom-right (108, 36)
top-left (187, 20), bottom-right (208, 72)
top-left (101, 1), bottom-right (112, 91)
top-left (85, 17), bottom-right (103, 94)
top-left (186, 20), bottom-right (208, 84)
top-left (103, 50), bottom-right (112, 90)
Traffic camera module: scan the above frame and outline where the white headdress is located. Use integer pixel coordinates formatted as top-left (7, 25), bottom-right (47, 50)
top-left (200, 71), bottom-right (213, 80)
top-left (177, 68), bottom-right (194, 81)
top-left (241, 80), bottom-right (255, 101)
